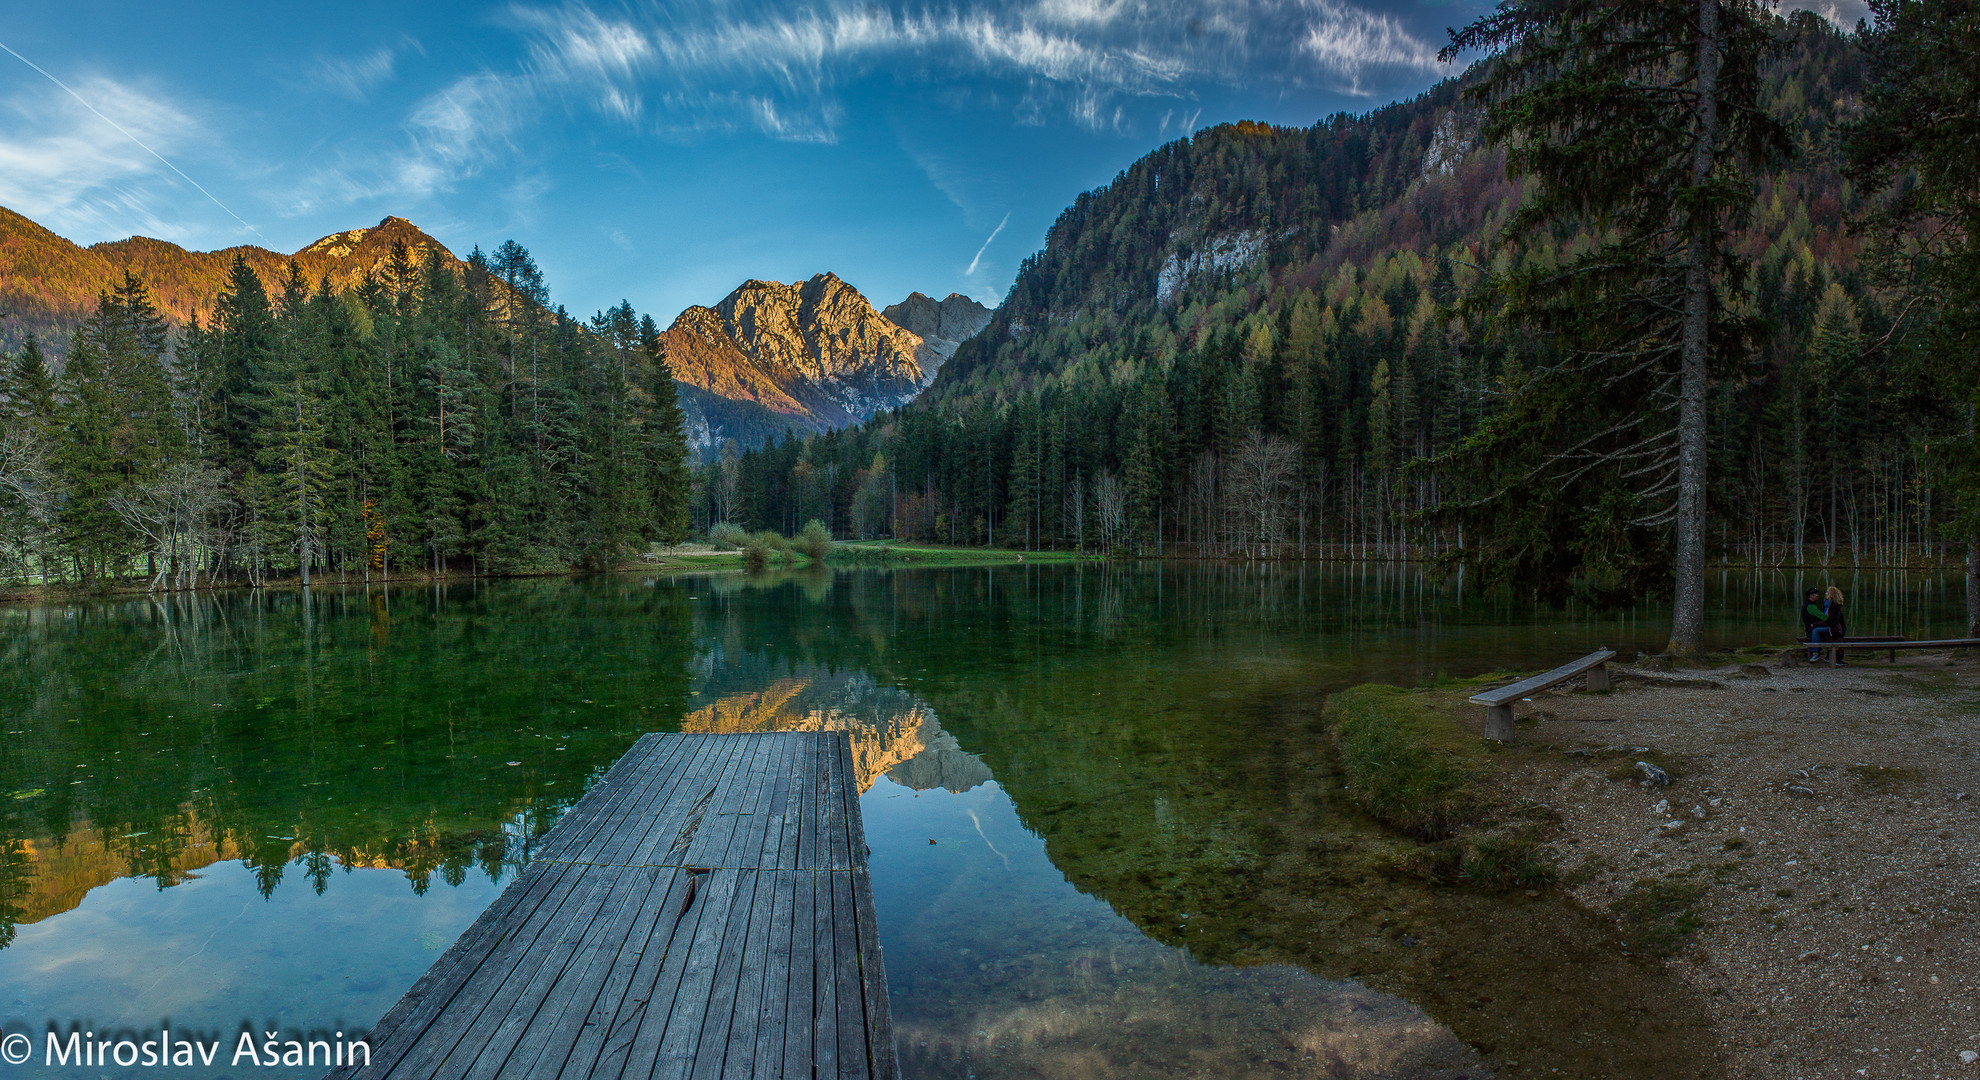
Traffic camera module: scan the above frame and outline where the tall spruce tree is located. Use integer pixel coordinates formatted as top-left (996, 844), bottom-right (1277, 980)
top-left (1845, 0), bottom-right (1980, 634)
top-left (215, 253), bottom-right (276, 470)
top-left (639, 315), bottom-right (693, 543)
top-left (1435, 0), bottom-right (1789, 650)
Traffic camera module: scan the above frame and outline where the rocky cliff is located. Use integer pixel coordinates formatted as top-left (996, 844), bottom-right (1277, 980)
top-left (0, 202), bottom-right (992, 453)
top-left (881, 291), bottom-right (993, 379)
top-left (663, 273), bottom-right (988, 452)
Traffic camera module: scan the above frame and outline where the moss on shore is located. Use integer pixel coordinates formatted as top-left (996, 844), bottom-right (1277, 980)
top-left (1324, 682), bottom-right (1556, 890)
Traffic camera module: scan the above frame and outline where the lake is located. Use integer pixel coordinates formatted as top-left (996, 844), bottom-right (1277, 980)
top-left (0, 564), bottom-right (1965, 1079)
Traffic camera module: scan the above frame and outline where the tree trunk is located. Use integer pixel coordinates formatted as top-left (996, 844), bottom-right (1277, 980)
top-left (1668, 0), bottom-right (1721, 658)
top-left (1968, 533), bottom-right (1980, 639)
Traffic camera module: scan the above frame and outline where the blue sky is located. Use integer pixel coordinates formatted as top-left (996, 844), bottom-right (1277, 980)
top-left (0, 0), bottom-right (1865, 325)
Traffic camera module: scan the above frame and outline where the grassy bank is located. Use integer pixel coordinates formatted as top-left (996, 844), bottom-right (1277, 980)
top-left (827, 541), bottom-right (1096, 566)
top-left (1323, 680), bottom-right (1556, 889)
top-left (0, 548), bottom-right (750, 605)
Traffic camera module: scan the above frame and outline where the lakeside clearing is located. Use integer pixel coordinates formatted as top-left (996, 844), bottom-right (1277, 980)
top-left (1343, 652), bottom-right (1980, 1078)
top-left (0, 541), bottom-right (1104, 603)
top-left (828, 540), bottom-right (1096, 565)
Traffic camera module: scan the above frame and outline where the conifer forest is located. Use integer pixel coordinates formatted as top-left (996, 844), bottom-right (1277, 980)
top-left (0, 243), bottom-right (693, 588)
top-left (708, 8), bottom-right (1978, 649)
top-left (3, 5), bottom-right (1976, 655)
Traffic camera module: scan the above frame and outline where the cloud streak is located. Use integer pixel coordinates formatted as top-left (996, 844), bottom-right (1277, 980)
top-left (303, 0), bottom-right (1451, 211)
top-left (314, 41), bottom-right (417, 102)
top-left (0, 44), bottom-right (264, 242)
top-left (967, 211), bottom-right (1011, 274)
top-left (496, 0), bottom-right (1450, 144)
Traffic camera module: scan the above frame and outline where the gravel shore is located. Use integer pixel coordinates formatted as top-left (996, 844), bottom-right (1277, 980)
top-left (1506, 653), bottom-right (1980, 1080)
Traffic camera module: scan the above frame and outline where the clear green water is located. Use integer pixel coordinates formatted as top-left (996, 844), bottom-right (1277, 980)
top-left (0, 565), bottom-right (1965, 1079)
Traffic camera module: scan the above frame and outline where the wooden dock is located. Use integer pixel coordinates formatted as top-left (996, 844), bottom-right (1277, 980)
top-left (330, 731), bottom-right (898, 1080)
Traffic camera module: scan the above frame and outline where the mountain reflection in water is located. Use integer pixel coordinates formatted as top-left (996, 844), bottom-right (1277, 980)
top-left (6, 565), bottom-right (1959, 1078)
top-left (669, 648), bottom-right (1482, 1079)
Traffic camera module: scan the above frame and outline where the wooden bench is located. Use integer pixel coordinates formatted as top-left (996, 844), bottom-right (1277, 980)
top-left (1469, 649), bottom-right (1617, 741)
top-left (1801, 637), bottom-right (1980, 662)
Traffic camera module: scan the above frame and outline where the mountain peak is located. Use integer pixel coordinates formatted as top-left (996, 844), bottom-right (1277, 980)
top-left (0, 204), bottom-right (466, 351)
top-left (880, 291), bottom-right (992, 376)
top-left (663, 272), bottom-right (977, 451)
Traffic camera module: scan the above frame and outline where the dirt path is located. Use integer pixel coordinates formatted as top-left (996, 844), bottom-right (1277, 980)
top-left (1506, 654), bottom-right (1980, 1079)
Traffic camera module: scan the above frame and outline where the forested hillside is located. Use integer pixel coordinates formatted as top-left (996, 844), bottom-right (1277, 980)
top-left (0, 241), bottom-right (691, 588)
top-left (0, 210), bottom-right (458, 354)
top-left (720, 14), bottom-right (1949, 581)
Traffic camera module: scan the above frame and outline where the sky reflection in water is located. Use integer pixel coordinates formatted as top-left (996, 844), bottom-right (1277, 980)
top-left (0, 565), bottom-right (1967, 1078)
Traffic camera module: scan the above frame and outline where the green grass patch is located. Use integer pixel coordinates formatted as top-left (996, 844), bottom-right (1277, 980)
top-left (1421, 670), bottom-right (1527, 691)
top-left (1614, 875), bottom-right (1706, 955)
top-left (829, 541), bottom-right (1093, 566)
top-left (1326, 684), bottom-right (1484, 840)
top-left (1323, 683), bottom-right (1557, 890)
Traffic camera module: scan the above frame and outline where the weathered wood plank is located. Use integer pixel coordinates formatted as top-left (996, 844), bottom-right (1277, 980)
top-left (630, 739), bottom-right (782, 1080)
top-left (781, 870), bottom-right (818, 1078)
top-left (745, 872), bottom-right (797, 1080)
top-left (333, 864), bottom-right (563, 1080)
top-left (454, 862), bottom-right (625, 1080)
top-left (678, 869), bottom-right (769, 1080)
top-left (569, 867), bottom-right (702, 1080)
top-left (542, 735), bottom-right (696, 867)
top-left (767, 737), bottom-right (801, 873)
top-left (1806, 637), bottom-right (1980, 651)
top-left (339, 732), bottom-right (890, 1080)
top-left (811, 868), bottom-right (839, 1079)
top-left (1468, 649), bottom-right (1617, 706)
top-left (851, 867), bottom-right (897, 1080)
top-left (614, 734), bottom-right (737, 868)
top-left (378, 863), bottom-right (606, 1080)
top-left (684, 735), bottom-right (772, 868)
top-left (536, 734), bottom-right (682, 864)
top-left (713, 867), bottom-right (779, 1080)
top-left (519, 864), bottom-right (683, 1080)
top-left (794, 734), bottom-right (821, 873)
top-left (831, 865), bottom-right (865, 1080)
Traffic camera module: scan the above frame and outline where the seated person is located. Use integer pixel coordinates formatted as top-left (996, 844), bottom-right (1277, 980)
top-left (1824, 585), bottom-right (1848, 665)
top-left (1800, 587), bottom-right (1830, 662)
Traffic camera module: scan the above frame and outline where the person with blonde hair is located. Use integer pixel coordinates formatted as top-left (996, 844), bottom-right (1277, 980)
top-left (1823, 585), bottom-right (1849, 666)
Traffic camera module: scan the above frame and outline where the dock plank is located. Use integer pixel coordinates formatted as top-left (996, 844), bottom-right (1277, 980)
top-left (336, 732), bottom-right (895, 1080)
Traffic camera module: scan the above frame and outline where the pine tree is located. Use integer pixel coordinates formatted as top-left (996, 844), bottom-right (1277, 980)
top-left (1122, 377), bottom-right (1173, 546)
top-left (1007, 398), bottom-right (1041, 549)
top-left (254, 263), bottom-right (336, 585)
top-left (55, 340), bottom-right (129, 579)
top-left (640, 315), bottom-right (693, 543)
top-left (2, 335), bottom-right (57, 433)
top-left (1846, 0), bottom-right (1980, 632)
top-left (215, 253), bottom-right (277, 469)
top-left (1436, 0), bottom-right (1789, 643)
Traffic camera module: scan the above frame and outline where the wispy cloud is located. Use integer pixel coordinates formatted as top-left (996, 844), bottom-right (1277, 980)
top-left (1783, 0), bottom-right (1871, 27)
top-left (1299, 1), bottom-right (1443, 95)
top-left (301, 0), bottom-right (1449, 211)
top-left (966, 210), bottom-right (1011, 274)
top-left (0, 56), bottom-right (255, 243)
top-left (488, 0), bottom-right (1449, 143)
top-left (314, 40), bottom-right (419, 102)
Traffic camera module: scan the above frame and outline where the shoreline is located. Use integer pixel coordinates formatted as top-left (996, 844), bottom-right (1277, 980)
top-left (0, 552), bottom-right (748, 606)
top-left (1439, 652), bottom-right (1980, 1078)
top-left (1, 548), bottom-right (1955, 608)
top-left (0, 541), bottom-right (1104, 606)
